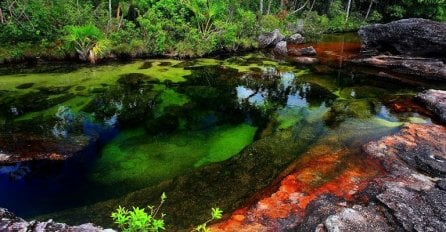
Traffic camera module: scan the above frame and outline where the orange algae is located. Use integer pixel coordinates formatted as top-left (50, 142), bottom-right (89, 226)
top-left (211, 144), bottom-right (384, 232)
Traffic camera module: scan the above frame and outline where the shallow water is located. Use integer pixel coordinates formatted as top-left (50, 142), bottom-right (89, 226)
top-left (0, 34), bottom-right (444, 229)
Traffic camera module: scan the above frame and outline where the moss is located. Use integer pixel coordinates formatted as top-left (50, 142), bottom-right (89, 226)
top-left (90, 123), bottom-right (257, 187)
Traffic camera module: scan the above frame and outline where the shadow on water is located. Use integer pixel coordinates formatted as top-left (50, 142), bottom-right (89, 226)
top-left (0, 34), bottom-right (444, 230)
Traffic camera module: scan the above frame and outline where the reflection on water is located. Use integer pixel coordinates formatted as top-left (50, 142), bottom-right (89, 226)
top-left (0, 34), bottom-right (442, 228)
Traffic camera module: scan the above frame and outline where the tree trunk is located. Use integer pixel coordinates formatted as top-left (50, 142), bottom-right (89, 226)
top-left (309, 0), bottom-right (316, 11)
top-left (365, 0), bottom-right (373, 20)
top-left (0, 8), bottom-right (4, 24)
top-left (260, 0), bottom-right (264, 15)
top-left (267, 0), bottom-right (273, 14)
top-left (108, 0), bottom-right (112, 21)
top-left (345, 0), bottom-right (352, 22)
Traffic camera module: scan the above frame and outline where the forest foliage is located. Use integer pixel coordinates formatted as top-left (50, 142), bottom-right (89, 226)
top-left (0, 0), bottom-right (444, 61)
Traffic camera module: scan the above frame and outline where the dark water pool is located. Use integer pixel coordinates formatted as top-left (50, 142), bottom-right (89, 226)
top-left (0, 34), bottom-right (444, 229)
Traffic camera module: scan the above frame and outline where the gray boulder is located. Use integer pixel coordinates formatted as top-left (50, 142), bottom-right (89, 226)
top-left (287, 33), bottom-right (305, 44)
top-left (0, 208), bottom-right (115, 232)
top-left (358, 18), bottom-right (446, 57)
top-left (273, 41), bottom-right (288, 56)
top-left (324, 205), bottom-right (393, 232)
top-left (416, 89), bottom-right (446, 124)
top-left (258, 29), bottom-right (285, 48)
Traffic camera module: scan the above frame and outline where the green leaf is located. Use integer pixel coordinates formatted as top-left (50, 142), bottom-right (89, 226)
top-left (211, 207), bottom-right (223, 220)
top-left (161, 192), bottom-right (167, 202)
top-left (152, 219), bottom-right (166, 231)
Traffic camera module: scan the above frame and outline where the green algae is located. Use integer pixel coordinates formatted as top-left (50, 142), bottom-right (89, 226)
top-left (90, 123), bottom-right (257, 187)
top-left (16, 83), bottom-right (34, 89)
top-left (275, 107), bottom-right (305, 129)
top-left (339, 86), bottom-right (389, 99)
top-left (323, 99), bottom-right (377, 126)
top-left (44, 122), bottom-right (321, 230)
top-left (0, 59), bottom-right (189, 93)
top-left (15, 96), bottom-right (91, 121)
top-left (154, 88), bottom-right (190, 117)
top-left (194, 124), bottom-right (257, 167)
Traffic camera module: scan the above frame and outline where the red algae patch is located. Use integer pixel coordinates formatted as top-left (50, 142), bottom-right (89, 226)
top-left (385, 96), bottom-right (433, 116)
top-left (288, 42), bottom-right (361, 65)
top-left (211, 144), bottom-right (384, 232)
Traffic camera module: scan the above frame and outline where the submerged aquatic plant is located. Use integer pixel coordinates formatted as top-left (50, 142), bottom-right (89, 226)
top-left (111, 193), bottom-right (167, 232)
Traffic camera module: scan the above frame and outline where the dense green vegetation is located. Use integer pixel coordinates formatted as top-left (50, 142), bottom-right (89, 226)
top-left (0, 0), bottom-right (444, 62)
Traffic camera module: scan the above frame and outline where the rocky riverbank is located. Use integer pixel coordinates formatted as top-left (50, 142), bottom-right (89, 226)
top-left (258, 29), bottom-right (319, 65)
top-left (0, 208), bottom-right (114, 232)
top-left (350, 18), bottom-right (446, 81)
top-left (211, 90), bottom-right (446, 231)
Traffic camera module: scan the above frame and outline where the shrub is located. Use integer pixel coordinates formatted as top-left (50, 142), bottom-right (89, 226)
top-left (260, 15), bottom-right (282, 33)
top-left (64, 24), bottom-right (104, 61)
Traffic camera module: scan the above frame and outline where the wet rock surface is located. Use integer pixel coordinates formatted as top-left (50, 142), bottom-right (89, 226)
top-left (364, 123), bottom-right (446, 231)
top-left (258, 29), bottom-right (285, 48)
top-left (323, 204), bottom-right (393, 232)
top-left (0, 133), bottom-right (91, 164)
top-left (210, 122), bottom-right (446, 231)
top-left (352, 19), bottom-right (446, 81)
top-left (273, 41), bottom-right (288, 56)
top-left (358, 18), bottom-right (446, 57)
top-left (350, 55), bottom-right (446, 80)
top-left (416, 89), bottom-right (446, 123)
top-left (0, 208), bottom-right (112, 232)
top-left (288, 46), bottom-right (317, 57)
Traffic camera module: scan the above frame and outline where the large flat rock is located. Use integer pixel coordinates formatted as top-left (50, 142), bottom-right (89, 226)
top-left (358, 18), bottom-right (446, 57)
top-left (349, 55), bottom-right (446, 80)
top-left (363, 123), bottom-right (446, 231)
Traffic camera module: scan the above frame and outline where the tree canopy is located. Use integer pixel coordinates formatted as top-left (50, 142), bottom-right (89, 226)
top-left (0, 0), bottom-right (444, 60)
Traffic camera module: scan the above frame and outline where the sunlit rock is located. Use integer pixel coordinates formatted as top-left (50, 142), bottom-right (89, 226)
top-left (0, 208), bottom-right (113, 232)
top-left (258, 29), bottom-right (285, 49)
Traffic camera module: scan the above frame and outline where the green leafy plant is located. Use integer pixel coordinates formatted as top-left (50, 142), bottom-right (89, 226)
top-left (64, 24), bottom-right (104, 62)
top-left (193, 207), bottom-right (223, 232)
top-left (111, 193), bottom-right (167, 232)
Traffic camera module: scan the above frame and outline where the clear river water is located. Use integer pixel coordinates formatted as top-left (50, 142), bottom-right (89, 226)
top-left (0, 34), bottom-right (445, 230)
